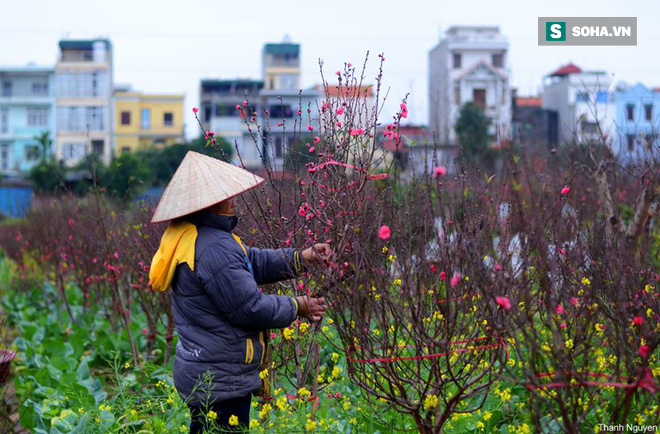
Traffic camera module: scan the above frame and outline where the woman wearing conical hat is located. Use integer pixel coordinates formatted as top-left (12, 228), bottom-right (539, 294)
top-left (149, 152), bottom-right (330, 433)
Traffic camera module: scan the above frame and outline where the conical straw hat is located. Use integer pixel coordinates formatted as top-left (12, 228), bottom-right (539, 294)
top-left (151, 151), bottom-right (264, 223)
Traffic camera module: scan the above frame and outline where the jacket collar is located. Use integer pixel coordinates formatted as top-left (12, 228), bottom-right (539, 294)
top-left (188, 210), bottom-right (238, 232)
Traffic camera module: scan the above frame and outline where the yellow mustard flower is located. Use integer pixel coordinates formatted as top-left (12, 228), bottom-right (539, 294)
top-left (228, 415), bottom-right (239, 426)
top-left (423, 394), bottom-right (439, 411)
top-left (207, 410), bottom-right (217, 421)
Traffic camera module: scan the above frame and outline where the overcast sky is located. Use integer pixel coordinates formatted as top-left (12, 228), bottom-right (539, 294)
top-left (1, 0), bottom-right (657, 139)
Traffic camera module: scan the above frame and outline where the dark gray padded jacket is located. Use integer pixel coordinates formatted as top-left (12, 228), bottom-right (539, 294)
top-left (171, 210), bottom-right (302, 406)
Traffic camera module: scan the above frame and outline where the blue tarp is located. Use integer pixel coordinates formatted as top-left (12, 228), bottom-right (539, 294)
top-left (0, 187), bottom-right (33, 218)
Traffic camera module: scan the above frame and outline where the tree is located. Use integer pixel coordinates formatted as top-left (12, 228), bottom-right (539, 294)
top-left (283, 136), bottom-right (318, 172)
top-left (101, 153), bottom-right (151, 201)
top-left (28, 131), bottom-right (67, 194)
top-left (455, 102), bottom-right (494, 168)
top-left (33, 131), bottom-right (53, 163)
top-left (135, 136), bottom-right (233, 187)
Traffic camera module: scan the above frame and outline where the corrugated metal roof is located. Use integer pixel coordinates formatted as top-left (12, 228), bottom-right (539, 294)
top-left (263, 43), bottom-right (299, 55)
top-left (59, 39), bottom-right (111, 50)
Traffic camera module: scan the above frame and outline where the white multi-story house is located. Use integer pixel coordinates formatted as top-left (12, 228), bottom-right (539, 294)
top-left (259, 41), bottom-right (320, 169)
top-left (429, 26), bottom-right (511, 145)
top-left (200, 40), bottom-right (321, 170)
top-left (55, 39), bottom-right (113, 166)
top-left (541, 63), bottom-right (615, 145)
top-left (200, 78), bottom-right (264, 168)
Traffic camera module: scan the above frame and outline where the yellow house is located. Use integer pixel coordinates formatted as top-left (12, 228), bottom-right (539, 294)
top-left (114, 90), bottom-right (184, 153)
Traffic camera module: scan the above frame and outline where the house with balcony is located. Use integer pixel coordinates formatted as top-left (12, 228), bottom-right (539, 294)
top-left (114, 86), bottom-right (184, 153)
top-left (429, 26), bottom-right (511, 146)
top-left (612, 83), bottom-right (660, 163)
top-left (541, 63), bottom-right (615, 146)
top-left (259, 41), bottom-right (320, 168)
top-left (0, 65), bottom-right (56, 175)
top-left (200, 79), bottom-right (264, 167)
top-left (55, 39), bottom-right (114, 166)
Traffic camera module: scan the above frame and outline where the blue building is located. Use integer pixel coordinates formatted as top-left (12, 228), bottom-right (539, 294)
top-left (0, 65), bottom-right (56, 175)
top-left (613, 83), bottom-right (660, 163)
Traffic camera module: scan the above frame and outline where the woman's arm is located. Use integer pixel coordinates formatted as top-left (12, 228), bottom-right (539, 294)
top-left (246, 247), bottom-right (304, 285)
top-left (247, 243), bottom-right (332, 285)
top-left (199, 249), bottom-right (298, 330)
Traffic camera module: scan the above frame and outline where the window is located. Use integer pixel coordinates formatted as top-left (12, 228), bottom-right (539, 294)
top-left (121, 146), bottom-right (130, 153)
top-left (87, 107), bottom-right (105, 131)
top-left (646, 133), bottom-right (658, 150)
top-left (121, 111), bottom-right (131, 125)
top-left (0, 108), bottom-right (8, 133)
top-left (269, 105), bottom-right (293, 118)
top-left (2, 81), bottom-right (12, 97)
top-left (626, 104), bottom-right (635, 121)
top-left (454, 86), bottom-right (461, 105)
top-left (274, 138), bottom-right (283, 158)
top-left (473, 88), bottom-right (486, 109)
top-left (581, 121), bottom-right (599, 135)
top-left (1, 144), bottom-right (10, 170)
top-left (25, 145), bottom-right (39, 162)
top-left (57, 106), bottom-right (107, 132)
top-left (163, 112), bottom-right (173, 126)
top-left (32, 82), bottom-right (48, 95)
top-left (56, 72), bottom-right (108, 98)
top-left (645, 104), bottom-right (653, 122)
top-left (627, 134), bottom-right (635, 151)
top-left (279, 74), bottom-right (297, 90)
top-left (575, 92), bottom-right (589, 102)
top-left (62, 142), bottom-right (86, 160)
top-left (27, 108), bottom-right (48, 127)
top-left (91, 140), bottom-right (104, 155)
top-left (141, 108), bottom-right (151, 129)
top-left (492, 54), bottom-right (504, 68)
top-left (453, 53), bottom-right (461, 69)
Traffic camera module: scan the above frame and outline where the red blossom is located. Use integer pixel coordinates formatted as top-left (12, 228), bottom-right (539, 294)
top-left (496, 296), bottom-right (512, 311)
top-left (432, 166), bottom-right (447, 178)
top-left (378, 225), bottom-right (391, 240)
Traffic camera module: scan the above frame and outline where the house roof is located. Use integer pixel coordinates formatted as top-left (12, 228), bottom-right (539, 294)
top-left (455, 60), bottom-right (507, 81)
top-left (380, 126), bottom-right (432, 152)
top-left (314, 84), bottom-right (374, 98)
top-left (59, 39), bottom-right (111, 50)
top-left (548, 63), bottom-right (582, 77)
top-left (263, 43), bottom-right (299, 56)
top-left (515, 97), bottom-right (542, 107)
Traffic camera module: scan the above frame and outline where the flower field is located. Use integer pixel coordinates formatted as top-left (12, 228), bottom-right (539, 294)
top-left (0, 60), bottom-right (659, 433)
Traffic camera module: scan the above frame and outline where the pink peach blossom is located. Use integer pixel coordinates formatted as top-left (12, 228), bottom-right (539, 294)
top-left (496, 296), bottom-right (512, 310)
top-left (432, 166), bottom-right (447, 178)
top-left (378, 225), bottom-right (391, 240)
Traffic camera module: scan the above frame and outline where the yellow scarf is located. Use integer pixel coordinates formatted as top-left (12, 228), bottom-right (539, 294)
top-left (149, 219), bottom-right (249, 292)
top-left (149, 221), bottom-right (198, 292)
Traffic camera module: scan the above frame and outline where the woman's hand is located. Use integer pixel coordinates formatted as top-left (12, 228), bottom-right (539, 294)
top-left (296, 296), bottom-right (327, 322)
top-left (301, 243), bottom-right (332, 266)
